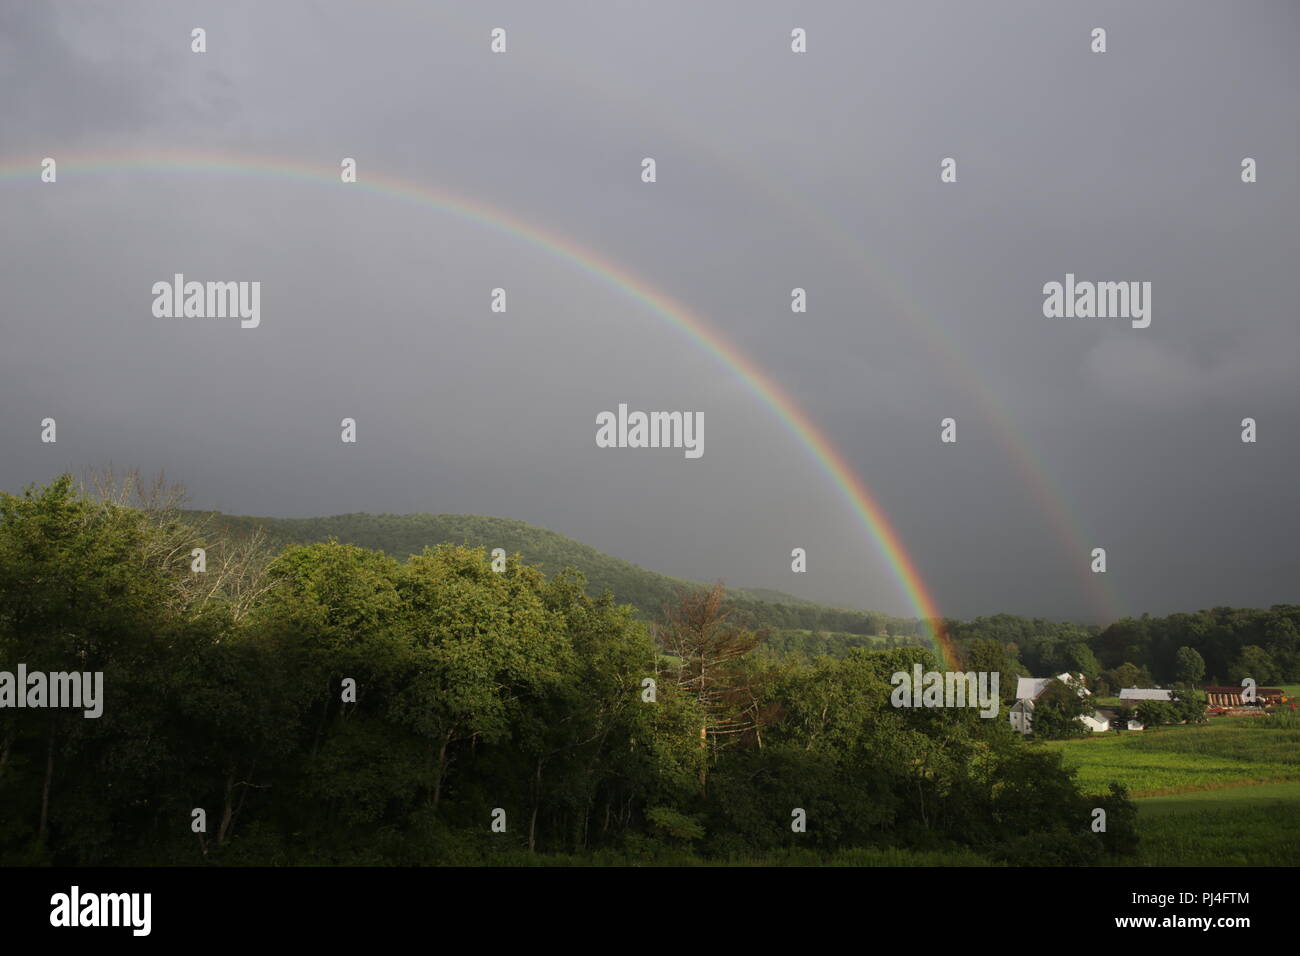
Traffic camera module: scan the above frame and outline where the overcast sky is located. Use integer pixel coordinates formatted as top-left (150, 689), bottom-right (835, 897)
top-left (1, 1), bottom-right (1297, 624)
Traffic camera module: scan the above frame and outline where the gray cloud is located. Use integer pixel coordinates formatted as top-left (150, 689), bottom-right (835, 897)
top-left (1, 0), bottom-right (1296, 624)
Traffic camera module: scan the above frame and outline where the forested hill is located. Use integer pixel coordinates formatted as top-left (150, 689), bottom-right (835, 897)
top-left (184, 510), bottom-right (927, 638)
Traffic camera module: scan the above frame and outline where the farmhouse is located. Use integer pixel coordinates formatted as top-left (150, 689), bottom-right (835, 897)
top-left (1008, 673), bottom-right (1106, 735)
top-left (1008, 698), bottom-right (1034, 734)
top-left (1014, 673), bottom-right (1091, 701)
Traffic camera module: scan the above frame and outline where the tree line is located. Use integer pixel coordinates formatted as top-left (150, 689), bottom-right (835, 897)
top-left (0, 476), bottom-right (1134, 865)
top-left (947, 607), bottom-right (1300, 694)
top-left (190, 509), bottom-right (930, 639)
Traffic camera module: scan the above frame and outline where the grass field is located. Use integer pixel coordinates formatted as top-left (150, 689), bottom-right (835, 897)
top-left (1045, 718), bottom-right (1300, 796)
top-left (1046, 718), bottom-right (1300, 866)
top-left (1129, 782), bottom-right (1300, 866)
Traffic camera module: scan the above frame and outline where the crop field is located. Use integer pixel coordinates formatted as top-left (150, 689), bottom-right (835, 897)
top-left (1047, 718), bottom-right (1300, 865)
top-left (1129, 782), bottom-right (1300, 866)
top-left (1045, 719), bottom-right (1300, 796)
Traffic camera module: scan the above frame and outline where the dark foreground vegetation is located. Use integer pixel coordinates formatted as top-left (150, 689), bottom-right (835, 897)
top-left (0, 476), bottom-right (1137, 866)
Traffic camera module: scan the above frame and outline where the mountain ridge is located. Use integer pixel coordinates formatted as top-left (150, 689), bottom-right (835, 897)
top-left (184, 509), bottom-right (926, 639)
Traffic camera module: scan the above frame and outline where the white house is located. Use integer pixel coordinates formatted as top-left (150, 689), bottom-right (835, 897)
top-left (1009, 698), bottom-right (1034, 734)
top-left (1096, 706), bottom-right (1145, 732)
top-left (1079, 711), bottom-right (1110, 733)
top-left (1009, 673), bottom-right (1103, 735)
top-left (1014, 672), bottom-right (1091, 702)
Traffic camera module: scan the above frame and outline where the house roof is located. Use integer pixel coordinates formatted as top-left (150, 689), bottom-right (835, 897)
top-left (1203, 686), bottom-right (1282, 695)
top-left (1015, 674), bottom-right (1090, 700)
top-left (1015, 677), bottom-right (1051, 700)
top-left (1056, 672), bottom-right (1091, 694)
top-left (1119, 688), bottom-right (1172, 701)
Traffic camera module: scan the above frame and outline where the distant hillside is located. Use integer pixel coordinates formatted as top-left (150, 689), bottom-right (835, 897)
top-left (184, 510), bottom-right (926, 639)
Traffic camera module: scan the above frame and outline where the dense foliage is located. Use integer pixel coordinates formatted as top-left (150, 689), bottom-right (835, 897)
top-left (948, 609), bottom-right (1300, 689)
top-left (1, 478), bottom-right (1133, 865)
top-left (187, 510), bottom-right (928, 639)
top-left (1090, 609), bottom-right (1300, 685)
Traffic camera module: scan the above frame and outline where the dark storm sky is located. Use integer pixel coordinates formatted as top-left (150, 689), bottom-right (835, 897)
top-left (1, 0), bottom-right (1297, 624)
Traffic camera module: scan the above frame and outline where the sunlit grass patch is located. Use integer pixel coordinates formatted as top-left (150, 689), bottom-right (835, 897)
top-left (1044, 721), bottom-right (1300, 797)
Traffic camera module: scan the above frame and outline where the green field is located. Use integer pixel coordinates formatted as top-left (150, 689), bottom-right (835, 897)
top-left (1046, 718), bottom-right (1300, 865)
top-left (1045, 718), bottom-right (1300, 796)
top-left (1130, 783), bottom-right (1300, 866)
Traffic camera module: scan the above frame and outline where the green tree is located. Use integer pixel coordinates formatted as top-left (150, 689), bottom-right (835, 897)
top-left (1171, 688), bottom-right (1207, 724)
top-left (1174, 646), bottom-right (1206, 684)
top-left (1229, 645), bottom-right (1277, 685)
top-left (1029, 680), bottom-right (1088, 739)
top-left (1135, 699), bottom-right (1174, 728)
top-left (1064, 642), bottom-right (1100, 680)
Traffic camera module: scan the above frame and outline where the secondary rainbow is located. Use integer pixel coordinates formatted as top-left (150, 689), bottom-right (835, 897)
top-left (2, 148), bottom-right (957, 665)
top-left (421, 29), bottom-right (1125, 622)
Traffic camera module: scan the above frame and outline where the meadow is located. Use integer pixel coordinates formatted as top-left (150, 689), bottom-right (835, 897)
top-left (1046, 717), bottom-right (1300, 866)
top-left (1130, 783), bottom-right (1300, 866)
top-left (1046, 718), bottom-right (1300, 796)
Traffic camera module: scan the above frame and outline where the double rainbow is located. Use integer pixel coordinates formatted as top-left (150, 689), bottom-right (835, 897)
top-left (2, 149), bottom-right (957, 665)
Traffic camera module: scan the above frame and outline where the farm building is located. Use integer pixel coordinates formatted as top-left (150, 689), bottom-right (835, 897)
top-left (1094, 707), bottom-right (1143, 731)
top-left (1008, 675), bottom-right (1108, 735)
top-left (1203, 686), bottom-right (1284, 707)
top-left (1009, 698), bottom-right (1034, 734)
top-left (1014, 673), bottom-right (1091, 701)
top-left (1204, 686), bottom-right (1243, 707)
top-left (1119, 688), bottom-right (1173, 702)
top-left (1079, 711), bottom-right (1111, 733)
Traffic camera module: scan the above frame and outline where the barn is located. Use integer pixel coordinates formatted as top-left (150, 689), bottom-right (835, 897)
top-left (1203, 686), bottom-right (1284, 707)
top-left (1119, 688), bottom-right (1173, 702)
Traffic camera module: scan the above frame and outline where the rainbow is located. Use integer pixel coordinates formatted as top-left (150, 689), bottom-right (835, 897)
top-left (2, 148), bottom-right (958, 666)
top-left (387, 8), bottom-right (1125, 622)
